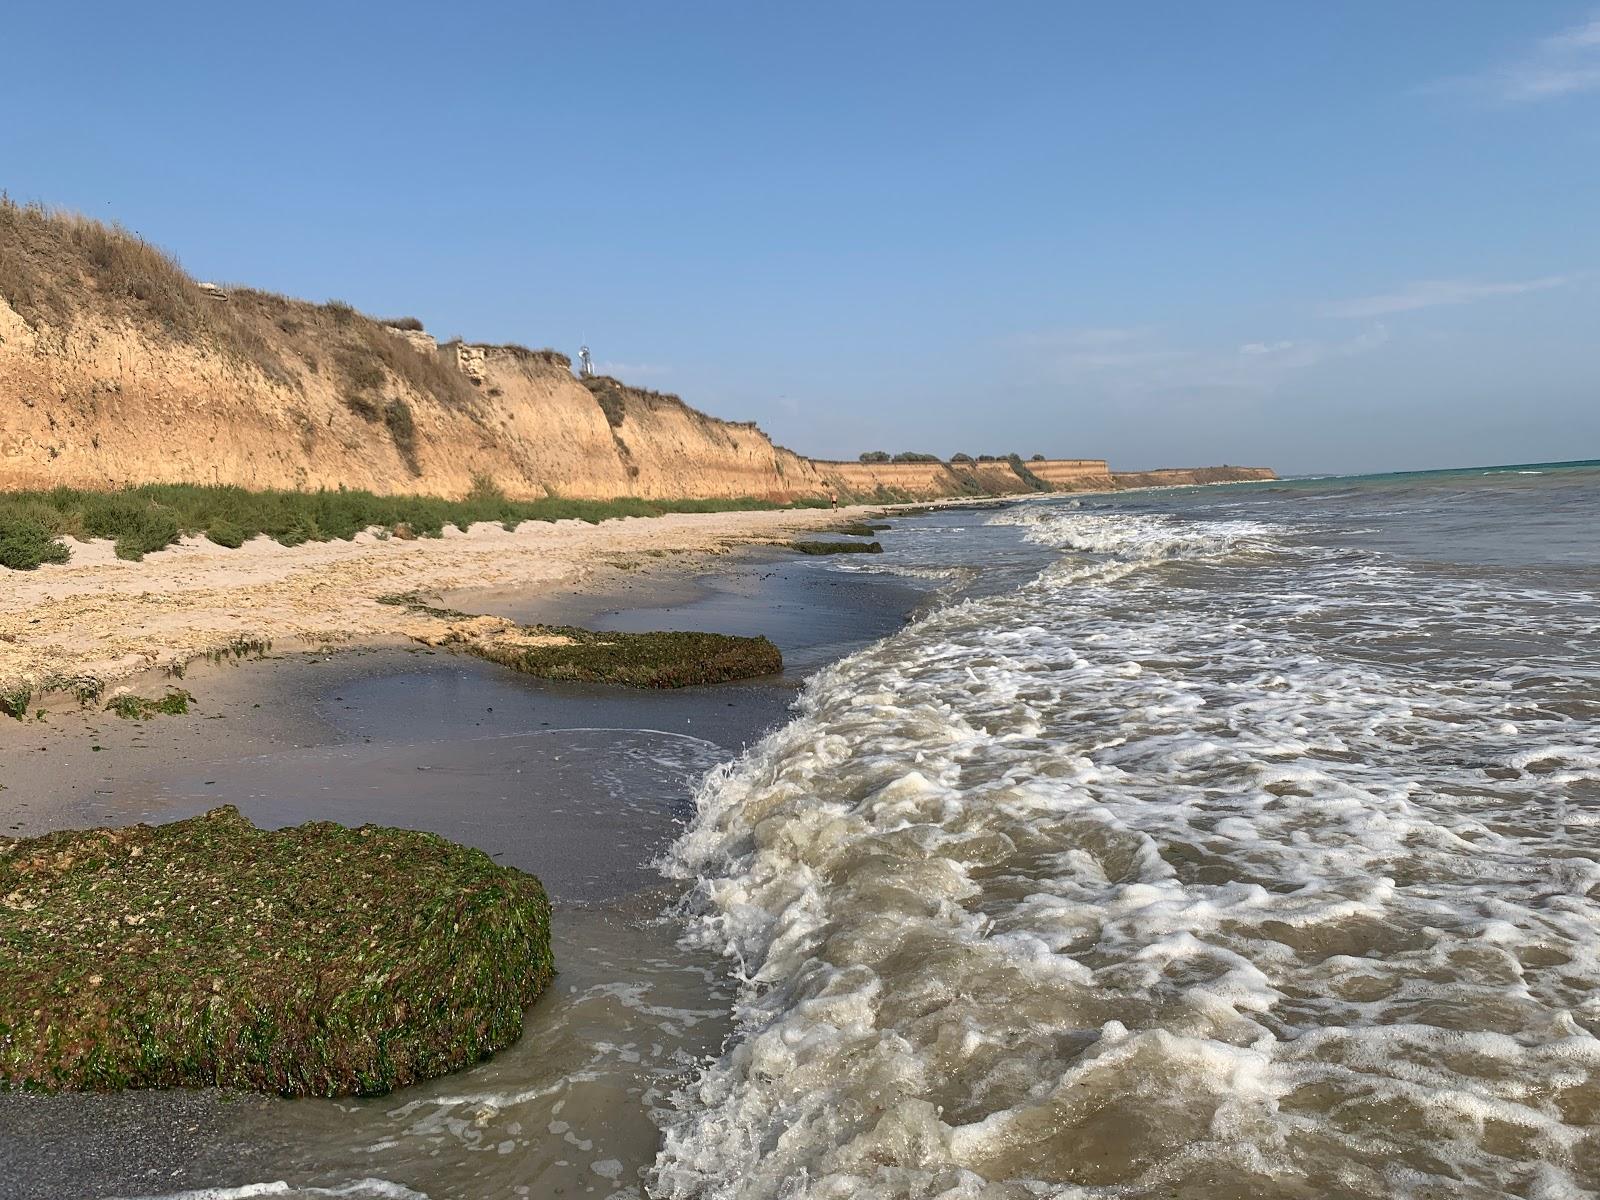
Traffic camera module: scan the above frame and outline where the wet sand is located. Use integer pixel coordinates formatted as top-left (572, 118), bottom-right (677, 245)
top-left (0, 540), bottom-right (935, 1200)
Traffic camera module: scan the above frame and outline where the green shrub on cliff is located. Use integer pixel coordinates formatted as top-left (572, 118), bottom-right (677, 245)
top-left (384, 398), bottom-right (421, 474)
top-left (1007, 453), bottom-right (1053, 493)
top-left (0, 806), bottom-right (553, 1096)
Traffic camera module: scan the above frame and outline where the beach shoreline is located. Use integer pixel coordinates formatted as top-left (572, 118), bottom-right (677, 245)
top-left (0, 520), bottom-right (942, 1200)
top-left (0, 502), bottom-right (933, 715)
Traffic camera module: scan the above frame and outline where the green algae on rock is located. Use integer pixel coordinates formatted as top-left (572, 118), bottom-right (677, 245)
top-left (378, 595), bottom-right (783, 687)
top-left (0, 806), bottom-right (553, 1096)
top-left (465, 625), bottom-right (782, 688)
top-left (789, 539), bottom-right (883, 555)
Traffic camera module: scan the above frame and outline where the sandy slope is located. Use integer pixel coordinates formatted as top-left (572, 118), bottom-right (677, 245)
top-left (0, 506), bottom-right (880, 700)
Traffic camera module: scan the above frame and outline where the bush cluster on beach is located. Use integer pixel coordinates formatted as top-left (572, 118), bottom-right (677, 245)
top-left (0, 507), bottom-right (72, 570)
top-left (0, 481), bottom-right (835, 570)
top-left (0, 806), bottom-right (553, 1096)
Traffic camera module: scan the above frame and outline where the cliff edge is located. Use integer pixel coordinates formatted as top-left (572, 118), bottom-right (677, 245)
top-left (0, 202), bottom-right (1272, 502)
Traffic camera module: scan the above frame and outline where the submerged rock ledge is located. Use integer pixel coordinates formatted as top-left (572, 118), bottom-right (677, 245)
top-left (0, 807), bottom-right (553, 1096)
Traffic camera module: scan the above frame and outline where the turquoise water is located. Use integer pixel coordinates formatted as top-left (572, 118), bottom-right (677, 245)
top-left (1117, 457), bottom-right (1600, 568)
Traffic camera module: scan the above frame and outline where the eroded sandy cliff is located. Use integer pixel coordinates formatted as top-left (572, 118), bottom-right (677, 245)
top-left (0, 203), bottom-right (1272, 502)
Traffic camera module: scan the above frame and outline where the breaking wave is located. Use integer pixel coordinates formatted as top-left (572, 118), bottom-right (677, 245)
top-left (652, 502), bottom-right (1600, 1198)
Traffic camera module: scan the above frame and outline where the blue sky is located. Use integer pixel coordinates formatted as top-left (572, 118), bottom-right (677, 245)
top-left (3, 2), bottom-right (1596, 474)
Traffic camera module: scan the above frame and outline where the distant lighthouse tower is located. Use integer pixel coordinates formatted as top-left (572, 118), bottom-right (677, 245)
top-left (577, 344), bottom-right (594, 378)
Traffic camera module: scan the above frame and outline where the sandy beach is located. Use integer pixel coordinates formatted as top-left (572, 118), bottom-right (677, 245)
top-left (0, 505), bottom-right (894, 707)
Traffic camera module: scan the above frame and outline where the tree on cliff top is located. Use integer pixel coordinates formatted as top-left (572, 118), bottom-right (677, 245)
top-left (858, 450), bottom-right (891, 463)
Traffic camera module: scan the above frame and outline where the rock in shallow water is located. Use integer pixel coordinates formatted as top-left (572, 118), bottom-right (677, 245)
top-left (0, 805), bottom-right (553, 1096)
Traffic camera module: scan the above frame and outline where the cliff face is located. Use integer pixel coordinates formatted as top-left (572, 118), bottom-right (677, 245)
top-left (812, 460), bottom-right (1034, 500)
top-left (0, 202), bottom-right (1273, 503)
top-left (1028, 459), bottom-right (1117, 490)
top-left (0, 286), bottom-right (823, 501)
top-left (1109, 466), bottom-right (1278, 489)
top-left (576, 376), bottom-right (827, 501)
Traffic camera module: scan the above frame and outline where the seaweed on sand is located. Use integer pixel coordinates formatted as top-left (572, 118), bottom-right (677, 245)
top-left (465, 626), bottom-right (782, 688)
top-left (104, 689), bottom-right (193, 719)
top-left (0, 685), bottom-right (31, 721)
top-left (0, 806), bottom-right (553, 1096)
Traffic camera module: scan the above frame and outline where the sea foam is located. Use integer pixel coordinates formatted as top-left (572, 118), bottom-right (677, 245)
top-left (653, 503), bottom-right (1600, 1198)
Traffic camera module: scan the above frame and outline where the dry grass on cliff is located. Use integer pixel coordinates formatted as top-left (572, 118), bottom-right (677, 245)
top-left (268, 293), bottom-right (479, 415)
top-left (0, 199), bottom-right (477, 418)
top-left (0, 197), bottom-right (294, 388)
top-left (484, 343), bottom-right (572, 369)
top-left (581, 375), bottom-right (736, 446)
top-left (0, 198), bottom-right (204, 333)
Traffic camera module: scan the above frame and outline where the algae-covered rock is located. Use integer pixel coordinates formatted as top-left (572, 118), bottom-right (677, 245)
top-left (378, 592), bottom-right (783, 687)
top-left (0, 807), bottom-right (553, 1096)
top-left (789, 539), bottom-right (883, 555)
top-left (465, 625), bottom-right (782, 688)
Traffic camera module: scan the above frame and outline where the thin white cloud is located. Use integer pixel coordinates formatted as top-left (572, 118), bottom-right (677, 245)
top-left (1007, 326), bottom-right (1175, 370)
top-left (1010, 326), bottom-right (1148, 349)
top-left (1320, 276), bottom-right (1570, 319)
top-left (594, 360), bottom-right (672, 380)
top-left (1016, 324), bottom-right (1388, 397)
top-left (1548, 16), bottom-right (1600, 49)
top-left (1439, 14), bottom-right (1600, 103)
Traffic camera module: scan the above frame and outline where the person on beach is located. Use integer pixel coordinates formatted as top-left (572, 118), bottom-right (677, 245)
top-left (830, 491), bottom-right (838, 508)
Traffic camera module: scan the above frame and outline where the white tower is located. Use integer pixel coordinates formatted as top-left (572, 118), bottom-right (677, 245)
top-left (578, 344), bottom-right (594, 378)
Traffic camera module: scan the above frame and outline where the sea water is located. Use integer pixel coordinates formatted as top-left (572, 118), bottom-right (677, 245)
top-left (653, 461), bottom-right (1600, 1198)
top-left (88, 464), bottom-right (1598, 1200)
